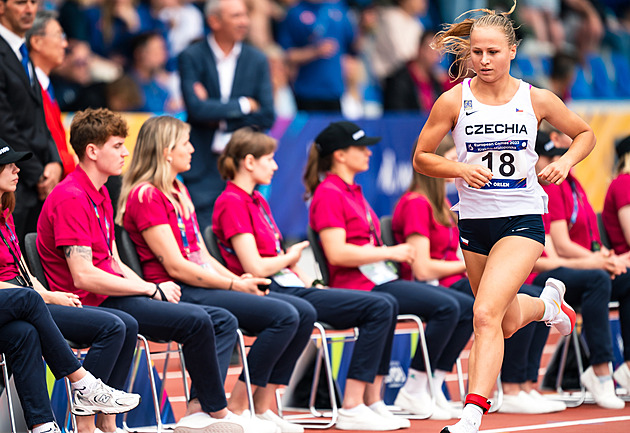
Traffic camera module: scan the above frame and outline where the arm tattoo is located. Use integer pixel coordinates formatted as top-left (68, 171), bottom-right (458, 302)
top-left (64, 246), bottom-right (93, 262)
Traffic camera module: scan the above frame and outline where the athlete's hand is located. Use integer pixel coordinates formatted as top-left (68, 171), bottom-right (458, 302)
top-left (43, 291), bottom-right (82, 308)
top-left (460, 163), bottom-right (492, 189)
top-left (538, 158), bottom-right (571, 185)
top-left (386, 243), bottom-right (415, 264)
top-left (233, 276), bottom-right (272, 296)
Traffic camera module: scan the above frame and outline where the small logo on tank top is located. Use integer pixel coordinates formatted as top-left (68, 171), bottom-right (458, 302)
top-left (515, 108), bottom-right (523, 113)
top-left (464, 100), bottom-right (473, 111)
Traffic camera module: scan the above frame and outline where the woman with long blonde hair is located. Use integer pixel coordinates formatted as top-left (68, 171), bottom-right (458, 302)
top-left (118, 116), bottom-right (310, 433)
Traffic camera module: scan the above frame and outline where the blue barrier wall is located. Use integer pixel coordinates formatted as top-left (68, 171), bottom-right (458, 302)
top-left (268, 113), bottom-right (428, 239)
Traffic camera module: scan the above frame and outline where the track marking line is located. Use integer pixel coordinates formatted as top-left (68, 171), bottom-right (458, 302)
top-left (480, 415), bottom-right (630, 432)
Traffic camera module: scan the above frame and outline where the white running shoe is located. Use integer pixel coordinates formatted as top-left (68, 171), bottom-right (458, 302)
top-left (39, 423), bottom-right (61, 433)
top-left (369, 401), bottom-right (411, 429)
top-left (540, 278), bottom-right (576, 336)
top-left (394, 388), bottom-right (451, 420)
top-left (71, 379), bottom-right (141, 415)
top-left (94, 429), bottom-right (127, 433)
top-left (336, 404), bottom-right (402, 431)
top-left (174, 412), bottom-right (244, 433)
top-left (497, 391), bottom-right (562, 414)
top-left (613, 362), bottom-right (630, 392)
top-left (528, 389), bottom-right (567, 412)
top-left (237, 410), bottom-right (280, 433)
top-left (580, 366), bottom-right (625, 409)
top-left (256, 410), bottom-right (303, 433)
top-left (435, 388), bottom-right (463, 419)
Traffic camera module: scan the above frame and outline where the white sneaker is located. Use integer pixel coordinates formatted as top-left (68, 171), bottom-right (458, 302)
top-left (528, 389), bottom-right (567, 412)
top-left (497, 391), bottom-right (557, 414)
top-left (540, 278), bottom-right (576, 336)
top-left (435, 389), bottom-right (463, 419)
top-left (439, 418), bottom-right (478, 433)
top-left (174, 412), bottom-right (244, 433)
top-left (613, 363), bottom-right (630, 392)
top-left (580, 366), bottom-right (625, 409)
top-left (257, 410), bottom-right (304, 433)
top-left (369, 400), bottom-right (411, 429)
top-left (71, 379), bottom-right (141, 415)
top-left (94, 429), bottom-right (127, 433)
top-left (237, 410), bottom-right (280, 433)
top-left (394, 388), bottom-right (452, 419)
top-left (39, 423), bottom-right (61, 433)
top-left (336, 404), bottom-right (401, 431)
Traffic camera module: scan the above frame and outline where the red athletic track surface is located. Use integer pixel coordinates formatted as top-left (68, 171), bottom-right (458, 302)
top-left (149, 325), bottom-right (630, 433)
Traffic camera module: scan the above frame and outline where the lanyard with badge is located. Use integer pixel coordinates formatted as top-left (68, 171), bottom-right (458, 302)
top-left (87, 195), bottom-right (124, 275)
top-left (357, 196), bottom-right (398, 285)
top-left (568, 179), bottom-right (600, 252)
top-left (175, 205), bottom-right (217, 273)
top-left (0, 221), bottom-right (33, 287)
top-left (254, 197), bottom-right (305, 287)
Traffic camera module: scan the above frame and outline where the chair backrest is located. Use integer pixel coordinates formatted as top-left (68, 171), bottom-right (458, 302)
top-left (23, 232), bottom-right (49, 290)
top-left (114, 225), bottom-right (144, 278)
top-left (379, 215), bottom-right (395, 247)
top-left (597, 212), bottom-right (612, 250)
top-left (203, 225), bottom-right (227, 267)
top-left (307, 226), bottom-right (330, 285)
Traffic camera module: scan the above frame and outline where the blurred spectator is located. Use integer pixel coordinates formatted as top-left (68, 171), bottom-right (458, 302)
top-left (128, 31), bottom-right (183, 112)
top-left (27, 10), bottom-right (77, 176)
top-left (153, 0), bottom-right (205, 58)
top-left (548, 51), bottom-right (577, 101)
top-left (562, 0), bottom-right (605, 61)
top-left (263, 43), bottom-right (297, 118)
top-left (0, 0), bottom-right (62, 245)
top-left (340, 55), bottom-right (366, 119)
top-left (438, 0), bottom-right (487, 23)
top-left (50, 40), bottom-right (114, 111)
top-left (278, 0), bottom-right (356, 112)
top-left (58, 0), bottom-right (97, 42)
top-left (518, 0), bottom-right (564, 55)
top-left (105, 75), bottom-right (143, 111)
top-left (370, 0), bottom-right (426, 110)
top-left (178, 0), bottom-right (274, 229)
top-left (84, 0), bottom-right (164, 65)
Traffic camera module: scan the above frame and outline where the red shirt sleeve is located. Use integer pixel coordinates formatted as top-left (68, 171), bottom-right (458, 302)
top-left (126, 185), bottom-right (171, 233)
top-left (52, 196), bottom-right (95, 247)
top-left (544, 183), bottom-right (568, 223)
top-left (310, 184), bottom-right (346, 232)
top-left (214, 191), bottom-right (255, 241)
top-left (401, 195), bottom-right (433, 240)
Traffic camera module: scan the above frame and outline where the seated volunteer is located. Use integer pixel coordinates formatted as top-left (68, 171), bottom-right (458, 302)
top-left (36, 108), bottom-right (273, 433)
top-left (0, 140), bottom-right (140, 433)
top-left (0, 147), bottom-right (139, 433)
top-left (391, 139), bottom-right (562, 415)
top-left (213, 128), bottom-right (408, 431)
top-left (117, 116), bottom-right (314, 433)
top-left (536, 130), bottom-right (629, 409)
top-left (305, 121), bottom-right (473, 420)
top-left (603, 135), bottom-right (630, 256)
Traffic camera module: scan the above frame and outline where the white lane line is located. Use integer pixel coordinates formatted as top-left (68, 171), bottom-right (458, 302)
top-left (480, 415), bottom-right (630, 432)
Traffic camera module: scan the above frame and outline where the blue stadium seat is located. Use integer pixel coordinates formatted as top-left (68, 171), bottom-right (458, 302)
top-left (588, 54), bottom-right (616, 98)
top-left (612, 52), bottom-right (630, 97)
top-left (570, 65), bottom-right (594, 99)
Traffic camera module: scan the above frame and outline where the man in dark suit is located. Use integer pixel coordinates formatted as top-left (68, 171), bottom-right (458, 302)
top-left (178, 0), bottom-right (275, 230)
top-left (0, 0), bottom-right (62, 245)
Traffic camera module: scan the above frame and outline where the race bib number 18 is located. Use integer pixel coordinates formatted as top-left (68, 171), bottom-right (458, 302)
top-left (466, 140), bottom-right (528, 189)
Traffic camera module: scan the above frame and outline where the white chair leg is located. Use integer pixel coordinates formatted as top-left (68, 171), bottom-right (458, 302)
top-left (1, 354), bottom-right (17, 433)
top-left (236, 329), bottom-right (256, 416)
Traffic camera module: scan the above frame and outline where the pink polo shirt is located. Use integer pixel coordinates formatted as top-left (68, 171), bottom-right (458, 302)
top-left (603, 173), bottom-right (630, 254)
top-left (543, 172), bottom-right (601, 251)
top-left (309, 173), bottom-right (384, 292)
top-left (123, 182), bottom-right (202, 283)
top-left (37, 166), bottom-right (122, 307)
top-left (0, 213), bottom-right (21, 282)
top-left (213, 181), bottom-right (282, 276)
top-left (391, 192), bottom-right (464, 287)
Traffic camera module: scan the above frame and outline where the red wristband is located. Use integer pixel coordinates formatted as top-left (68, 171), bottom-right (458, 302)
top-left (465, 393), bottom-right (491, 413)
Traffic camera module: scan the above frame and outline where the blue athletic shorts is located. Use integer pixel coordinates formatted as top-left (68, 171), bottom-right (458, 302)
top-left (458, 214), bottom-right (545, 256)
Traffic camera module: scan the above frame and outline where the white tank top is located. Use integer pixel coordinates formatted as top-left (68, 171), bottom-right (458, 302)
top-left (451, 78), bottom-right (548, 219)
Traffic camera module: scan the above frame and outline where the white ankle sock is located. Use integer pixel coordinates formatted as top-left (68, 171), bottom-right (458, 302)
top-left (342, 403), bottom-right (366, 413)
top-left (32, 422), bottom-right (56, 433)
top-left (434, 369), bottom-right (448, 389)
top-left (70, 371), bottom-right (96, 390)
top-left (540, 298), bottom-right (559, 322)
top-left (403, 368), bottom-right (429, 396)
top-left (449, 403), bottom-right (483, 432)
top-left (368, 401), bottom-right (386, 411)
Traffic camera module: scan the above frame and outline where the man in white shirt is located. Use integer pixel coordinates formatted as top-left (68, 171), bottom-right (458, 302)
top-left (178, 0), bottom-right (275, 230)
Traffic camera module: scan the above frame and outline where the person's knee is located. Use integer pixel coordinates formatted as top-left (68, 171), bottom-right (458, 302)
top-left (183, 305), bottom-right (215, 335)
top-left (438, 295), bottom-right (460, 319)
top-left (472, 304), bottom-right (503, 332)
top-left (379, 292), bottom-right (399, 317)
top-left (8, 322), bottom-right (39, 353)
top-left (272, 305), bottom-right (301, 330)
top-left (587, 270), bottom-right (612, 296)
top-left (501, 321), bottom-right (520, 339)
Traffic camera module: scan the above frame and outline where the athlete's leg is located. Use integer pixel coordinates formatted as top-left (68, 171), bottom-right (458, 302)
top-left (466, 236), bottom-right (544, 398)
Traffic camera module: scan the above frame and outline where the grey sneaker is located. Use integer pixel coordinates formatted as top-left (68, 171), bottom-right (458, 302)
top-left (71, 378), bottom-right (141, 415)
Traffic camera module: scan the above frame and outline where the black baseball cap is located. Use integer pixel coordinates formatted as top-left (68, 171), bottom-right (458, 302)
top-left (314, 121), bottom-right (380, 157)
top-left (0, 139), bottom-right (32, 165)
top-left (535, 131), bottom-right (567, 157)
top-left (615, 135), bottom-right (630, 159)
